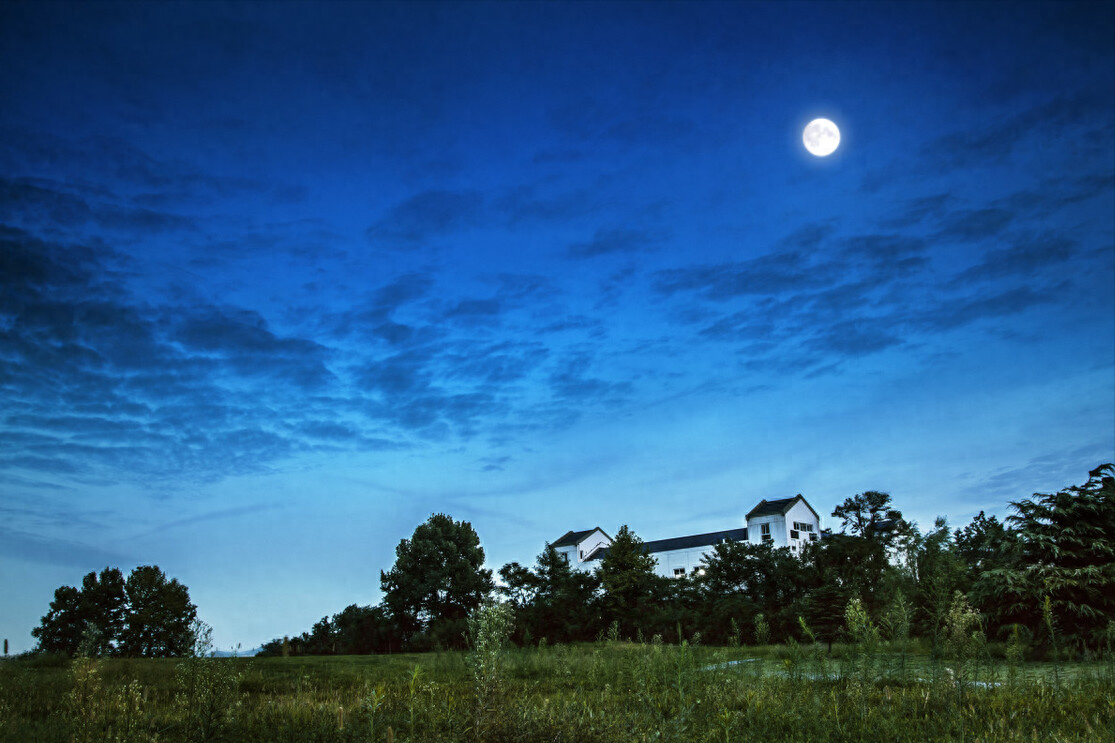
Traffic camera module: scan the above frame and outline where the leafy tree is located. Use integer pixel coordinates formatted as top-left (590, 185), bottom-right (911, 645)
top-left (31, 567), bottom-right (127, 656)
top-left (331, 604), bottom-right (397, 654)
top-left (31, 584), bottom-right (85, 655)
top-left (911, 518), bottom-right (966, 655)
top-left (828, 491), bottom-right (910, 614)
top-left (119, 565), bottom-right (197, 657)
top-left (831, 490), bottom-right (908, 548)
top-left (597, 525), bottom-right (660, 638)
top-left (700, 539), bottom-right (807, 635)
top-left (497, 561), bottom-right (537, 610)
top-left (34, 565), bottom-right (196, 657)
top-left (78, 567), bottom-right (127, 656)
top-left (977, 464), bottom-right (1115, 649)
top-left (260, 603), bottom-right (405, 656)
top-left (954, 511), bottom-right (1014, 579)
top-left (380, 513), bottom-right (494, 650)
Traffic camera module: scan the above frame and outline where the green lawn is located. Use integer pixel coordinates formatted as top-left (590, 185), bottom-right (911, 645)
top-left (2, 642), bottom-right (1113, 742)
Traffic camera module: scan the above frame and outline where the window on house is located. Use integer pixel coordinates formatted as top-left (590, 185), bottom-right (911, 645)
top-left (810, 533), bottom-right (818, 541)
top-left (560, 553), bottom-right (569, 563)
top-left (674, 567), bottom-right (686, 577)
top-left (790, 530), bottom-right (799, 540)
top-left (792, 521), bottom-right (815, 532)
top-left (761, 523), bottom-right (770, 535)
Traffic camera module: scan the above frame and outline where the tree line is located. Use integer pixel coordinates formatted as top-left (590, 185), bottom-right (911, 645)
top-left (261, 463), bottom-right (1114, 658)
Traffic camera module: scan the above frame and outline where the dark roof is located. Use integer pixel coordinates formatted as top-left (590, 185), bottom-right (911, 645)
top-left (745, 495), bottom-right (820, 521)
top-left (551, 527), bottom-right (607, 548)
top-left (585, 527), bottom-right (749, 562)
top-left (644, 527), bottom-right (750, 554)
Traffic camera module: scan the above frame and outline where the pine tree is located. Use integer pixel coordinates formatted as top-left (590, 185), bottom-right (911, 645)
top-left (598, 525), bottom-right (659, 638)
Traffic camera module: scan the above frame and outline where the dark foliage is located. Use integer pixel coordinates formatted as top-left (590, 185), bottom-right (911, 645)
top-left (32, 565), bottom-right (196, 657)
top-left (264, 464), bottom-right (1114, 658)
top-left (380, 513), bottom-right (494, 650)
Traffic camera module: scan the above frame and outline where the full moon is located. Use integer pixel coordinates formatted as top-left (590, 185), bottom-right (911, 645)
top-left (803, 118), bottom-right (840, 157)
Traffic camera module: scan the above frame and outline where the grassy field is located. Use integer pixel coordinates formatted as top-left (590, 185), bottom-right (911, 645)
top-left (2, 640), bottom-right (1113, 742)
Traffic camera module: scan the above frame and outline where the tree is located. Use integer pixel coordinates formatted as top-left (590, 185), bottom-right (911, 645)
top-left (831, 490), bottom-right (907, 548)
top-left (118, 566), bottom-right (197, 657)
top-left (78, 567), bottom-right (127, 656)
top-left (501, 544), bottom-right (601, 644)
top-left (380, 513), bottom-right (494, 650)
top-left (977, 464), bottom-right (1115, 649)
top-left (31, 567), bottom-right (127, 656)
top-left (829, 490), bottom-right (910, 614)
top-left (912, 518), bottom-right (966, 655)
top-left (597, 525), bottom-right (660, 637)
top-left (33, 565), bottom-right (196, 657)
top-left (31, 584), bottom-right (85, 655)
top-left (497, 561), bottom-right (537, 610)
top-left (954, 511), bottom-right (1015, 584)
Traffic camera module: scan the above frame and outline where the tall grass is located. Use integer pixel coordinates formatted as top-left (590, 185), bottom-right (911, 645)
top-left (1, 636), bottom-right (1112, 742)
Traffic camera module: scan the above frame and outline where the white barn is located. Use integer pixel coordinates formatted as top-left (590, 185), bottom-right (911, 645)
top-left (550, 494), bottom-right (822, 578)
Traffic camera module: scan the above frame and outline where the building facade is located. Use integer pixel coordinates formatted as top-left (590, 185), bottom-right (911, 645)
top-left (550, 495), bottom-right (822, 579)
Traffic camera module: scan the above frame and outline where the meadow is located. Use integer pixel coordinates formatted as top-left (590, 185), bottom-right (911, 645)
top-left (2, 637), bottom-right (1113, 743)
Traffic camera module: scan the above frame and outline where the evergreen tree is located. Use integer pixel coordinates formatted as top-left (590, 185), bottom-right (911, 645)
top-left (532, 544), bottom-right (601, 643)
top-left (597, 525), bottom-right (659, 638)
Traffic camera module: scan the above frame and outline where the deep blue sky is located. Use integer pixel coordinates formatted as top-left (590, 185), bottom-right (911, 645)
top-left (2, 1), bottom-right (1112, 652)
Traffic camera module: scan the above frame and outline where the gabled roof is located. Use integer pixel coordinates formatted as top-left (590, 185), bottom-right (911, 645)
top-left (551, 527), bottom-right (609, 548)
top-left (584, 527), bottom-right (749, 562)
top-left (746, 494), bottom-right (820, 522)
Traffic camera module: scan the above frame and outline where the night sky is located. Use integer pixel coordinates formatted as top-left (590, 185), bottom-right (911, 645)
top-left (2, 1), bottom-right (1112, 653)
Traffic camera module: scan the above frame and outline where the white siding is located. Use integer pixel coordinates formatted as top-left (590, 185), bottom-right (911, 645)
top-left (647, 546), bottom-right (716, 578)
top-left (560, 528), bottom-right (612, 572)
top-left (747, 514), bottom-right (786, 546)
top-left (783, 500), bottom-right (821, 555)
top-left (576, 530), bottom-right (611, 562)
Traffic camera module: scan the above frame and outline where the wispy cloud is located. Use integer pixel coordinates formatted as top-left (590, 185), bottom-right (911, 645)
top-left (365, 189), bottom-right (484, 247)
top-left (0, 527), bottom-right (132, 569)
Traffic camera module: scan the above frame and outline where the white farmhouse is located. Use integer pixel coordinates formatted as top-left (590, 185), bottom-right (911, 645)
top-left (744, 495), bottom-right (822, 556)
top-left (550, 527), bottom-right (612, 571)
top-left (550, 494), bottom-right (822, 578)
